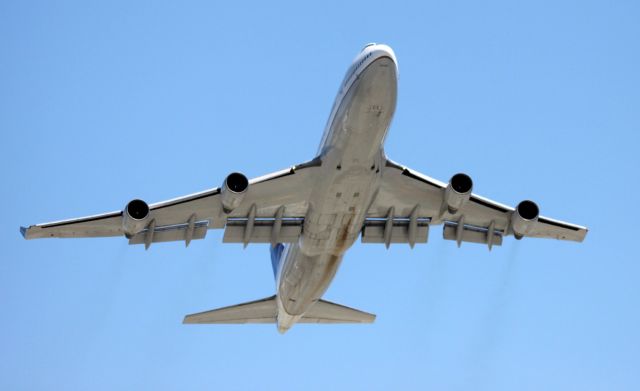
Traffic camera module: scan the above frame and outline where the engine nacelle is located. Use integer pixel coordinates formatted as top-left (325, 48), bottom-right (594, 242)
top-left (220, 172), bottom-right (249, 213)
top-left (122, 199), bottom-right (150, 237)
top-left (443, 173), bottom-right (473, 214)
top-left (510, 200), bottom-right (539, 239)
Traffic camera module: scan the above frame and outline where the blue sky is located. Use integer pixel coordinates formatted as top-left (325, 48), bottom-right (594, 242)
top-left (1, 1), bottom-right (639, 390)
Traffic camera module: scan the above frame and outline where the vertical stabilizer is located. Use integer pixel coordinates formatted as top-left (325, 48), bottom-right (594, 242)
top-left (270, 243), bottom-right (285, 278)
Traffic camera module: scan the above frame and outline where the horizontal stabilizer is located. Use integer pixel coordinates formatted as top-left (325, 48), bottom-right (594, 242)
top-left (183, 296), bottom-right (375, 325)
top-left (183, 295), bottom-right (277, 324)
top-left (300, 299), bottom-right (376, 323)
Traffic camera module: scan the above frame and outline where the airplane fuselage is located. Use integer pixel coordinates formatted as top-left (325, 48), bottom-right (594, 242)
top-left (275, 44), bottom-right (398, 332)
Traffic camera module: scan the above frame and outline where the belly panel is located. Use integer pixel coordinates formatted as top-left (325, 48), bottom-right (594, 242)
top-left (276, 54), bottom-right (398, 320)
top-left (278, 244), bottom-right (344, 315)
top-left (324, 56), bottom-right (397, 168)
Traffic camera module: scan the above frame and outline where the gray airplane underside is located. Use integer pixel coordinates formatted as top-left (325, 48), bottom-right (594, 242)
top-left (21, 44), bottom-right (588, 333)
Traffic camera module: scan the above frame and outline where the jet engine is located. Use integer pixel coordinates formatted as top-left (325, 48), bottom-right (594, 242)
top-left (122, 199), bottom-right (150, 237)
top-left (221, 172), bottom-right (249, 213)
top-left (443, 173), bottom-right (473, 214)
top-left (510, 200), bottom-right (539, 239)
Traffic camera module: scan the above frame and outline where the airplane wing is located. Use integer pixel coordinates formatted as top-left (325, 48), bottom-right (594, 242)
top-left (363, 158), bottom-right (587, 249)
top-left (21, 158), bottom-right (322, 248)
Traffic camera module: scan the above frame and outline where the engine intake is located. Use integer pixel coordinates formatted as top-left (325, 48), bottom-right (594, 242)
top-left (443, 173), bottom-right (473, 214)
top-left (122, 199), bottom-right (150, 237)
top-left (510, 200), bottom-right (539, 239)
top-left (221, 172), bottom-right (249, 213)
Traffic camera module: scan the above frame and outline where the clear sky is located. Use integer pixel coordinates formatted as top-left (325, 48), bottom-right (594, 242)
top-left (1, 1), bottom-right (639, 390)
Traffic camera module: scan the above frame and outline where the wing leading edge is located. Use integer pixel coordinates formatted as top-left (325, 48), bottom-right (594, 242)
top-left (21, 158), bottom-right (322, 247)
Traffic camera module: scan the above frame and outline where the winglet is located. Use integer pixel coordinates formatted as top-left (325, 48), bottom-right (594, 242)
top-left (20, 226), bottom-right (28, 239)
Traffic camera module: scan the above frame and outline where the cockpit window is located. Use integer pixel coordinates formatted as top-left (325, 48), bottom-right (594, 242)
top-left (361, 42), bottom-right (377, 51)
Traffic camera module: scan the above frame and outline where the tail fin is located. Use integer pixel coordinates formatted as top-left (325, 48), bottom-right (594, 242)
top-left (183, 295), bottom-right (375, 325)
top-left (270, 244), bottom-right (285, 278)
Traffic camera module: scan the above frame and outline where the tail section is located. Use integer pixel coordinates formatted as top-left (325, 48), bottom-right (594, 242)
top-left (183, 295), bottom-right (277, 324)
top-left (270, 243), bottom-right (285, 278)
top-left (183, 295), bottom-right (375, 328)
top-left (301, 299), bottom-right (376, 324)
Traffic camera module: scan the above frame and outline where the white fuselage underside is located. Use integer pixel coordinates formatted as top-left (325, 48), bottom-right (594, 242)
top-left (275, 45), bottom-right (398, 332)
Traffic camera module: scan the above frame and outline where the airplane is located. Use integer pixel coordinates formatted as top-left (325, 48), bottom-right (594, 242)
top-left (21, 43), bottom-right (588, 333)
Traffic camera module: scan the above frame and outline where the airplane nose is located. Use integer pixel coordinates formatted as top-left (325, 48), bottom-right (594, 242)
top-left (361, 42), bottom-right (377, 51)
